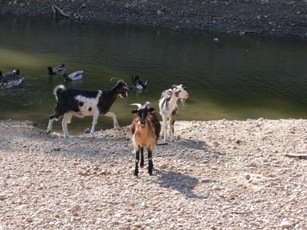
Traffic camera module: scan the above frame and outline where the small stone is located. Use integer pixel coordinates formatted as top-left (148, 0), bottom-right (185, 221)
top-left (201, 179), bottom-right (211, 183)
top-left (70, 205), bottom-right (81, 212)
top-left (25, 217), bottom-right (33, 222)
top-left (0, 194), bottom-right (7, 200)
top-left (245, 174), bottom-right (251, 180)
top-left (280, 219), bottom-right (292, 228)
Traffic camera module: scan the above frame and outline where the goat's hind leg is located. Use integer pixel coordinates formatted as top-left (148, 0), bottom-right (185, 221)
top-left (47, 113), bottom-right (60, 134)
top-left (62, 113), bottom-right (73, 138)
top-left (169, 113), bottom-right (176, 142)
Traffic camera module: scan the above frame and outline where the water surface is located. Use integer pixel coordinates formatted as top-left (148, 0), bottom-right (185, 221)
top-left (0, 16), bottom-right (306, 133)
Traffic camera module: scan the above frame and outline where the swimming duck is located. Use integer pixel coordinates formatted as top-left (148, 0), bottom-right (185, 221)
top-left (2, 77), bottom-right (25, 89)
top-left (0, 69), bottom-right (20, 82)
top-left (47, 64), bottom-right (67, 75)
top-left (62, 70), bottom-right (83, 81)
top-left (131, 75), bottom-right (149, 91)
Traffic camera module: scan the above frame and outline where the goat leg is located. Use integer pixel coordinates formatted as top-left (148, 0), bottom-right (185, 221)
top-left (134, 150), bottom-right (140, 176)
top-left (47, 114), bottom-right (57, 133)
top-left (104, 111), bottom-right (120, 129)
top-left (61, 113), bottom-right (71, 138)
top-left (169, 114), bottom-right (176, 142)
top-left (90, 111), bottom-right (99, 138)
top-left (162, 116), bottom-right (168, 141)
top-left (140, 147), bottom-right (144, 167)
top-left (148, 150), bottom-right (153, 175)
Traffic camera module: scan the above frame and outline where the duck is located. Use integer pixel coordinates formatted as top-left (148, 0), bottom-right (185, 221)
top-left (2, 77), bottom-right (25, 89)
top-left (131, 75), bottom-right (149, 91)
top-left (62, 70), bottom-right (83, 81)
top-left (47, 64), bottom-right (67, 75)
top-left (0, 69), bottom-right (20, 82)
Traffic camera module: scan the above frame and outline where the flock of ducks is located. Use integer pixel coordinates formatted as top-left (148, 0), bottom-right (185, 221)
top-left (47, 64), bottom-right (84, 81)
top-left (0, 63), bottom-right (149, 92)
top-left (47, 64), bottom-right (149, 92)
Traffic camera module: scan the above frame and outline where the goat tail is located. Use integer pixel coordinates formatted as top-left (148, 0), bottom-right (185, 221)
top-left (53, 84), bottom-right (66, 97)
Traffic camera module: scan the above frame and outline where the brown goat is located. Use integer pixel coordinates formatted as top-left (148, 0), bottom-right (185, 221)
top-left (130, 102), bottom-right (161, 176)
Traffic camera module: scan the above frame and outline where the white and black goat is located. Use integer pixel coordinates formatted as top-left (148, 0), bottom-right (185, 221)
top-left (47, 80), bottom-right (129, 138)
top-left (130, 102), bottom-right (161, 177)
top-left (159, 84), bottom-right (189, 142)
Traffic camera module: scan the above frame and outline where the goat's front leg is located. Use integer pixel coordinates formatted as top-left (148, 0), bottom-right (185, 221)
top-left (140, 147), bottom-right (144, 167)
top-left (162, 116), bottom-right (168, 142)
top-left (104, 111), bottom-right (120, 129)
top-left (134, 150), bottom-right (140, 176)
top-left (148, 149), bottom-right (153, 175)
top-left (90, 111), bottom-right (100, 137)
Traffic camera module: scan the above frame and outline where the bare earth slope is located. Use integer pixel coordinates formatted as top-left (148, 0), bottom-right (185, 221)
top-left (0, 0), bottom-right (306, 38)
top-left (0, 119), bottom-right (306, 229)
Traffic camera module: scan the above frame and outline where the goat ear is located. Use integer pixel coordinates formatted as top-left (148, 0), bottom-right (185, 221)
top-left (171, 84), bottom-right (178, 89)
top-left (131, 109), bottom-right (138, 114)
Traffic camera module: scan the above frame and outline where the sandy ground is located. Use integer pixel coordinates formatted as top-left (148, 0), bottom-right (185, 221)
top-left (0, 119), bottom-right (306, 229)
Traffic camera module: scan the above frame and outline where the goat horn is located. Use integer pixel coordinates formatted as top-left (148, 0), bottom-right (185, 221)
top-left (144, 101), bottom-right (151, 107)
top-left (110, 77), bottom-right (127, 85)
top-left (130, 103), bottom-right (142, 109)
top-left (110, 77), bottom-right (120, 82)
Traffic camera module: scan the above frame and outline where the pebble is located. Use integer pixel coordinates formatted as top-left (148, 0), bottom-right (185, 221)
top-left (280, 219), bottom-right (292, 228)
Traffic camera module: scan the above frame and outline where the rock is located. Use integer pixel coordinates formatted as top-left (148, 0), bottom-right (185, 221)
top-left (280, 219), bottom-right (292, 228)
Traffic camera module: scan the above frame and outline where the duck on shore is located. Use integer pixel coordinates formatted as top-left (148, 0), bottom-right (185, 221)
top-left (47, 64), bottom-right (67, 75)
top-left (62, 70), bottom-right (83, 81)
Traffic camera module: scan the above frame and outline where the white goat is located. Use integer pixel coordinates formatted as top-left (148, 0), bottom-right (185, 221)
top-left (159, 84), bottom-right (189, 142)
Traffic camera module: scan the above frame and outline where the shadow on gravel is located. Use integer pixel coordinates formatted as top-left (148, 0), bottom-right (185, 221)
top-left (155, 170), bottom-right (207, 199)
top-left (157, 138), bottom-right (226, 163)
top-left (177, 139), bottom-right (208, 150)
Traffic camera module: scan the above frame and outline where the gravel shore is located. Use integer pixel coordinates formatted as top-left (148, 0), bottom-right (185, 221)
top-left (0, 119), bottom-right (306, 229)
top-left (0, 0), bottom-right (306, 38)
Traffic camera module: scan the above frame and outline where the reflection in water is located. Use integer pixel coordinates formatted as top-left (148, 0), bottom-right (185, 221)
top-left (0, 16), bottom-right (307, 133)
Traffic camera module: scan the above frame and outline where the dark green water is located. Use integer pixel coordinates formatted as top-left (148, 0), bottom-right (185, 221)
top-left (0, 16), bottom-right (307, 133)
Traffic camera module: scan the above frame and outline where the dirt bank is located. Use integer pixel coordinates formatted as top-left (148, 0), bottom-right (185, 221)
top-left (0, 0), bottom-right (306, 38)
top-left (0, 119), bottom-right (306, 229)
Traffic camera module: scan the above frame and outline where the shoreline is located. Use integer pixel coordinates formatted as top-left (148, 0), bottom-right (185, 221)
top-left (0, 0), bottom-right (306, 39)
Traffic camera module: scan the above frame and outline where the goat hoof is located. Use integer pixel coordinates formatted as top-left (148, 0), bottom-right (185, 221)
top-left (46, 130), bottom-right (51, 134)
